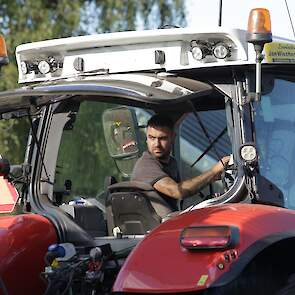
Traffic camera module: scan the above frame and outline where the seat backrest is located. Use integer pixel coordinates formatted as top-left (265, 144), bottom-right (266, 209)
top-left (106, 181), bottom-right (173, 235)
top-left (60, 204), bottom-right (107, 237)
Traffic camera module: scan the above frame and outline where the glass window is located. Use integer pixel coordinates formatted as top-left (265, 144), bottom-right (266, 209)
top-left (54, 102), bottom-right (150, 205)
top-left (254, 78), bottom-right (295, 209)
top-left (54, 101), bottom-right (124, 204)
top-left (179, 109), bottom-right (232, 208)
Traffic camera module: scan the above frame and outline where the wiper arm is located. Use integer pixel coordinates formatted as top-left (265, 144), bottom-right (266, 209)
top-left (189, 103), bottom-right (225, 167)
top-left (191, 127), bottom-right (227, 168)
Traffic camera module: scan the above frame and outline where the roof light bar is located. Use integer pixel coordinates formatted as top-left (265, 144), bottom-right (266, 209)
top-left (21, 56), bottom-right (63, 76)
top-left (180, 226), bottom-right (239, 250)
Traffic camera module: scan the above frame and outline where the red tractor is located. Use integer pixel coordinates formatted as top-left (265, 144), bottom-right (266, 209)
top-left (1, 8), bottom-right (295, 295)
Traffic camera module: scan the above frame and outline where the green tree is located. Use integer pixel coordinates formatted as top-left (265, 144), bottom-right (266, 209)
top-left (0, 0), bottom-right (82, 162)
top-left (0, 0), bottom-right (185, 165)
top-left (81, 0), bottom-right (185, 33)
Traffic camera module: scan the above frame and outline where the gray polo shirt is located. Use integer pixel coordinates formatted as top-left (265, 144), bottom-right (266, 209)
top-left (131, 151), bottom-right (180, 211)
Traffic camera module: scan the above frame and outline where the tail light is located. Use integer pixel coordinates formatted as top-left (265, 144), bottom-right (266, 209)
top-left (180, 225), bottom-right (239, 250)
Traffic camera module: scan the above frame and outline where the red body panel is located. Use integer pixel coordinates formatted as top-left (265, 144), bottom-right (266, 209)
top-left (0, 214), bottom-right (57, 295)
top-left (0, 177), bottom-right (19, 213)
top-left (113, 203), bottom-right (295, 293)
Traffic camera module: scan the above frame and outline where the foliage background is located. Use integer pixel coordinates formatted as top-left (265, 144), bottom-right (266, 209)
top-left (0, 0), bottom-right (185, 164)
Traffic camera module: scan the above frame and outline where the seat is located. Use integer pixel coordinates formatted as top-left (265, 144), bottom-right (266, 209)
top-left (60, 204), bottom-right (107, 237)
top-left (105, 181), bottom-right (174, 235)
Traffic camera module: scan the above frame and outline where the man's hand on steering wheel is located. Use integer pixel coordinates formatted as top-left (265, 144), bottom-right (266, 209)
top-left (211, 156), bottom-right (231, 181)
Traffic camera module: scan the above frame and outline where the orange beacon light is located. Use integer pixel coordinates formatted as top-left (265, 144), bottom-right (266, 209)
top-left (247, 8), bottom-right (272, 45)
top-left (0, 35), bottom-right (9, 66)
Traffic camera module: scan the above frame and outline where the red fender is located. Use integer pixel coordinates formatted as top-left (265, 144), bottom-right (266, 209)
top-left (0, 214), bottom-right (57, 295)
top-left (113, 203), bottom-right (295, 293)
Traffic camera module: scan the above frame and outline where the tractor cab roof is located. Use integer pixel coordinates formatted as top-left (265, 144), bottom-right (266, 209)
top-left (0, 25), bottom-right (293, 117)
top-left (16, 27), bottom-right (249, 84)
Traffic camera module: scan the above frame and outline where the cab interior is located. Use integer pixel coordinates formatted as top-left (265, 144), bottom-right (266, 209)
top-left (0, 74), bottom-right (237, 247)
top-left (45, 88), bottom-right (234, 240)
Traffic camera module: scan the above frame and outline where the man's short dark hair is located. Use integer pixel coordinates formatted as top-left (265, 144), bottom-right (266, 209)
top-left (147, 114), bottom-right (174, 131)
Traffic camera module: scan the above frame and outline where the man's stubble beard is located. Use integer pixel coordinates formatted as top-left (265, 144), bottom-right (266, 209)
top-left (152, 150), bottom-right (170, 162)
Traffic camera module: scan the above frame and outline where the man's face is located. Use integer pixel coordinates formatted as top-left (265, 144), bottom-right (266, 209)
top-left (146, 126), bottom-right (174, 160)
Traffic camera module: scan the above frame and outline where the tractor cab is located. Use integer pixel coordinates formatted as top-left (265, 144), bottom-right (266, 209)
top-left (2, 8), bottom-right (295, 295)
top-left (3, 28), bottom-right (246, 238)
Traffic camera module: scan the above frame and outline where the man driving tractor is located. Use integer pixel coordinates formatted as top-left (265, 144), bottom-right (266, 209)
top-left (131, 114), bottom-right (230, 211)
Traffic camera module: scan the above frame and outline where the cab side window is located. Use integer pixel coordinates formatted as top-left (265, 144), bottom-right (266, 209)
top-left (54, 101), bottom-right (121, 204)
top-left (179, 110), bottom-right (232, 208)
top-left (54, 102), bottom-right (150, 205)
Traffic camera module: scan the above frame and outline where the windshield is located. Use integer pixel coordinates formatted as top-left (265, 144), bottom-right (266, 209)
top-left (254, 77), bottom-right (295, 209)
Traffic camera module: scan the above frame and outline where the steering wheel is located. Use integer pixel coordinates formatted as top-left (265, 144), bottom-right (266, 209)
top-left (186, 155), bottom-right (236, 207)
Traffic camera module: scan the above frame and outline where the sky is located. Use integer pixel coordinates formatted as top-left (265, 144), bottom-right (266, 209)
top-left (186, 0), bottom-right (295, 40)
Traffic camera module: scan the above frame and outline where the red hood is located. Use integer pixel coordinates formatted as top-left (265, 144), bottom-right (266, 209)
top-left (113, 203), bottom-right (295, 293)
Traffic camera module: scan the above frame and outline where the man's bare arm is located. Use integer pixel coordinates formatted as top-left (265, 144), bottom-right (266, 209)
top-left (154, 156), bottom-right (230, 200)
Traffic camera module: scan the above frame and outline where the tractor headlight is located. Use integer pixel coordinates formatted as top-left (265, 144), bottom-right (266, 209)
top-left (38, 60), bottom-right (51, 74)
top-left (20, 61), bottom-right (28, 74)
top-left (190, 41), bottom-right (210, 61)
top-left (213, 43), bottom-right (231, 59)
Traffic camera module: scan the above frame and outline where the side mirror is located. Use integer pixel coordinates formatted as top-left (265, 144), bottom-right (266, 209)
top-left (0, 157), bottom-right (10, 178)
top-left (102, 107), bottom-right (141, 176)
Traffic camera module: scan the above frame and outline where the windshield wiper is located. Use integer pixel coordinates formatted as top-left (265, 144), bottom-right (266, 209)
top-left (189, 100), bottom-right (226, 167)
top-left (191, 127), bottom-right (227, 168)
